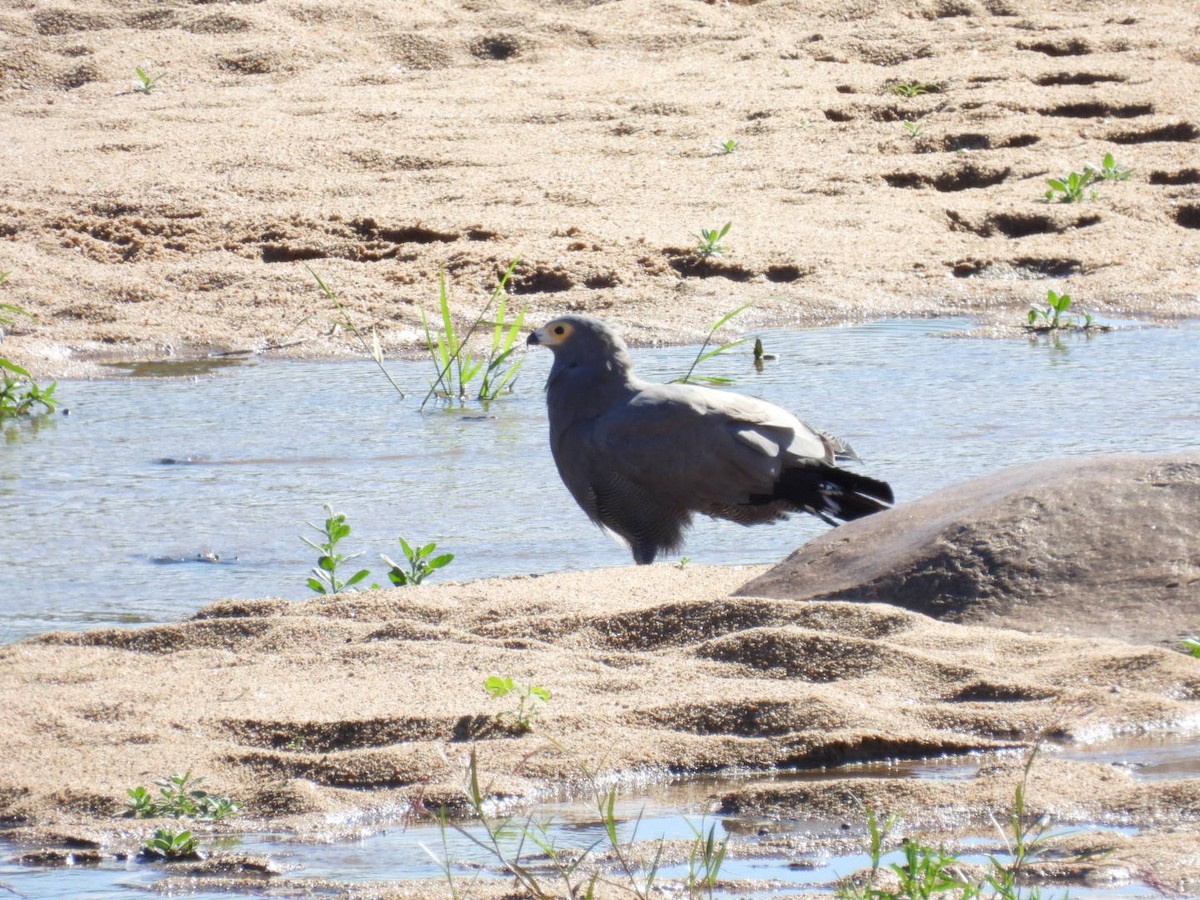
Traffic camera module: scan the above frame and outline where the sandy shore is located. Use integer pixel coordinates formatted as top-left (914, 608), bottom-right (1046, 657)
top-left (1, 0), bottom-right (1198, 379)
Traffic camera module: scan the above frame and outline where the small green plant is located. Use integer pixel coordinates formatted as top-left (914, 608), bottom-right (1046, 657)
top-left (902, 119), bottom-right (925, 138)
top-left (0, 359), bottom-right (60, 421)
top-left (141, 826), bottom-right (199, 860)
top-left (123, 772), bottom-right (242, 821)
top-left (674, 304), bottom-right (751, 386)
top-left (133, 67), bottom-right (166, 94)
top-left (421, 260), bottom-right (524, 408)
top-left (484, 675), bottom-right (551, 730)
top-left (889, 81), bottom-right (937, 97)
top-left (1045, 169), bottom-right (1097, 203)
top-left (695, 221), bottom-right (732, 259)
top-left (717, 139), bottom-right (738, 154)
top-left (381, 537), bottom-right (454, 586)
top-left (301, 504), bottom-right (370, 595)
top-left (0, 278), bottom-right (61, 422)
top-left (1184, 637), bottom-right (1200, 658)
top-left (1027, 289), bottom-right (1095, 331)
top-left (1027, 289), bottom-right (1073, 328)
top-left (1086, 151), bottom-right (1132, 182)
top-left (684, 818), bottom-right (729, 898)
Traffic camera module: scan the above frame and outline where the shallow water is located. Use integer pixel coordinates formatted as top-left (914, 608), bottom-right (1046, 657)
top-left (0, 747), bottom-right (1179, 898)
top-left (2, 317), bottom-right (1199, 642)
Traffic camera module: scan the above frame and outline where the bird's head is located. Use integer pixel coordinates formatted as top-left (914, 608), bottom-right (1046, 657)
top-left (527, 315), bottom-right (635, 381)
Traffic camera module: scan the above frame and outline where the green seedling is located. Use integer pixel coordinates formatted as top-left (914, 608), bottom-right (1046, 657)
top-left (484, 675), bottom-right (551, 730)
top-left (718, 139), bottom-right (738, 154)
top-left (141, 827), bottom-right (199, 860)
top-left (1027, 289), bottom-right (1073, 328)
top-left (0, 359), bottom-right (60, 421)
top-left (1184, 637), bottom-right (1200, 658)
top-left (123, 771), bottom-right (242, 821)
top-left (1087, 151), bottom-right (1132, 182)
top-left (901, 119), bottom-right (924, 138)
top-left (0, 280), bottom-right (61, 422)
top-left (1027, 289), bottom-right (1095, 331)
top-left (695, 221), bottom-right (732, 258)
top-left (381, 537), bottom-right (454, 586)
top-left (889, 81), bottom-right (937, 97)
top-left (133, 67), bottom-right (166, 94)
top-left (421, 260), bottom-right (524, 408)
top-left (674, 303), bottom-right (751, 386)
top-left (301, 504), bottom-right (370, 595)
top-left (1045, 169), bottom-right (1097, 202)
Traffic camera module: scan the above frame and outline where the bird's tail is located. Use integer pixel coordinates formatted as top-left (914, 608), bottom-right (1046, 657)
top-left (776, 463), bottom-right (894, 525)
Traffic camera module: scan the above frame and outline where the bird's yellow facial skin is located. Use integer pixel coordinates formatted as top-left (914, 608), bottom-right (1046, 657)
top-left (536, 319), bottom-right (574, 347)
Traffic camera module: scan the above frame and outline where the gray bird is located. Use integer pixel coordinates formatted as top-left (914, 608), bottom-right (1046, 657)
top-left (526, 315), bottom-right (894, 565)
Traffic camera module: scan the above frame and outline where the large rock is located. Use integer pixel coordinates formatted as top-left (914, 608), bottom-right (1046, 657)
top-left (736, 453), bottom-right (1200, 646)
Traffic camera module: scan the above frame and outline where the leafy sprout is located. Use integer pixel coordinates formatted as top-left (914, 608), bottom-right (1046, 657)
top-left (301, 504), bottom-right (370, 595)
top-left (133, 67), bottom-right (166, 94)
top-left (717, 139), bottom-right (738, 154)
top-left (694, 221), bottom-right (732, 259)
top-left (1027, 289), bottom-right (1096, 331)
top-left (381, 537), bottom-right (454, 586)
top-left (1087, 151), bottom-right (1132, 182)
top-left (141, 827), bottom-right (199, 860)
top-left (0, 277), bottom-right (60, 422)
top-left (1184, 637), bottom-right (1200, 658)
top-left (122, 771), bottom-right (242, 822)
top-left (901, 119), bottom-right (924, 138)
top-left (889, 81), bottom-right (937, 97)
top-left (1045, 169), bottom-right (1098, 203)
top-left (484, 675), bottom-right (551, 730)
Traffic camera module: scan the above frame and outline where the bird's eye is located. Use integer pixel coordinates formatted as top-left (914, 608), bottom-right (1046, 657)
top-left (553, 325), bottom-right (566, 336)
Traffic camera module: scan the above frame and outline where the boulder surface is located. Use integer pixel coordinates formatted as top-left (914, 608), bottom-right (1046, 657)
top-left (736, 453), bottom-right (1200, 646)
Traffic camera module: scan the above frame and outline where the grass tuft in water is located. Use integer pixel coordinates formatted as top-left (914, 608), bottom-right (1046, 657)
top-left (421, 260), bottom-right (524, 408)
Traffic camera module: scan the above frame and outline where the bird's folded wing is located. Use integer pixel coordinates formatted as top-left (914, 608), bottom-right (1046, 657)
top-left (589, 384), bottom-right (830, 505)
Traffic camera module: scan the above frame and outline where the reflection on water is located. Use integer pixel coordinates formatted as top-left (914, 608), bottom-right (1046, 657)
top-left (1, 318), bottom-right (1198, 641)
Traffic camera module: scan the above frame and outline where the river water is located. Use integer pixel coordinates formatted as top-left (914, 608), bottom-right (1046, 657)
top-left (1, 317), bottom-right (1198, 642)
